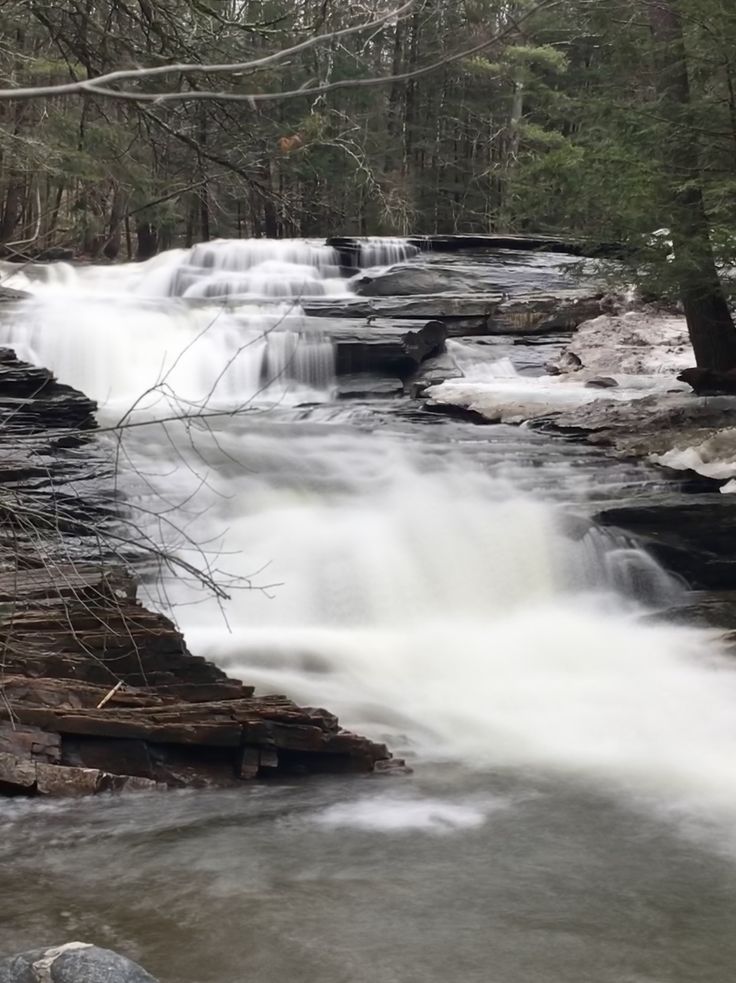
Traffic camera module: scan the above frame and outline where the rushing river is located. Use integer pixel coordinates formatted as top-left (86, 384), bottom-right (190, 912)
top-left (1, 241), bottom-right (736, 983)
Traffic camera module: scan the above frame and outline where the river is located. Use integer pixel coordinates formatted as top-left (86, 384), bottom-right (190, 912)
top-left (1, 240), bottom-right (735, 983)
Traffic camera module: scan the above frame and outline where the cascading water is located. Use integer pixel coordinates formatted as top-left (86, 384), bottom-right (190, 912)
top-left (0, 240), bottom-right (734, 822)
top-left (358, 236), bottom-right (420, 267)
top-left (5, 239), bottom-right (736, 983)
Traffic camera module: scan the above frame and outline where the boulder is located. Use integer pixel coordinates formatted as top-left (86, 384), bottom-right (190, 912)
top-left (0, 943), bottom-right (158, 983)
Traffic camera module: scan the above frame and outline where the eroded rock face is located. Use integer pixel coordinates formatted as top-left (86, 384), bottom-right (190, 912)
top-left (0, 943), bottom-right (158, 983)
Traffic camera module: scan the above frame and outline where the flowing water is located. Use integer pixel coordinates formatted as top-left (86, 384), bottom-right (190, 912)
top-left (1, 241), bottom-right (736, 983)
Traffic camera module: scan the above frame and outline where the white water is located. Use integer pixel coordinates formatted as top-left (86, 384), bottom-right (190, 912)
top-left (3, 240), bottom-right (736, 831)
top-left (358, 236), bottom-right (419, 268)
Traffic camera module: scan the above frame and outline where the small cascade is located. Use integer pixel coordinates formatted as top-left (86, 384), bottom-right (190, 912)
top-left (358, 237), bottom-right (420, 268)
top-left (560, 520), bottom-right (682, 607)
top-left (0, 296), bottom-right (335, 410)
top-left (447, 342), bottom-right (520, 383)
top-left (263, 327), bottom-right (335, 393)
top-left (163, 239), bottom-right (346, 300)
top-left (0, 239), bottom-right (350, 302)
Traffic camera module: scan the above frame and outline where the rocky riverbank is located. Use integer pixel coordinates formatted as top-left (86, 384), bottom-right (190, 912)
top-left (0, 348), bottom-right (396, 797)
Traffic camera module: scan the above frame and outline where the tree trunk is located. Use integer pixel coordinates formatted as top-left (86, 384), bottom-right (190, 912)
top-left (649, 0), bottom-right (736, 370)
top-left (135, 221), bottom-right (159, 261)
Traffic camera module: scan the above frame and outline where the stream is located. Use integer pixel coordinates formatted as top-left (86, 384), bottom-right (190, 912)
top-left (1, 241), bottom-right (736, 983)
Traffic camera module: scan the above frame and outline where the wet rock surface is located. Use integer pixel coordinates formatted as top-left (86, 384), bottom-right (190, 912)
top-left (0, 943), bottom-right (158, 983)
top-left (304, 292), bottom-right (602, 336)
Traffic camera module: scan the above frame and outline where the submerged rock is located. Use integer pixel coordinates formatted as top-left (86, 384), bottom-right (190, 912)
top-left (0, 943), bottom-right (158, 983)
top-left (585, 377), bottom-right (619, 389)
top-left (0, 286), bottom-right (30, 303)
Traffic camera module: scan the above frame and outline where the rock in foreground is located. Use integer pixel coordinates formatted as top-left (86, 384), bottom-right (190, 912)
top-left (0, 564), bottom-right (396, 794)
top-left (0, 943), bottom-right (157, 983)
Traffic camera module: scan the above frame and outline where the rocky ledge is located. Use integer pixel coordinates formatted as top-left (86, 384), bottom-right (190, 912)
top-left (0, 347), bottom-right (395, 796)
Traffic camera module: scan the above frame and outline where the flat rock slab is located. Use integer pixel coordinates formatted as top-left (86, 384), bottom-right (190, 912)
top-left (303, 292), bottom-right (602, 337)
top-left (0, 943), bottom-right (158, 983)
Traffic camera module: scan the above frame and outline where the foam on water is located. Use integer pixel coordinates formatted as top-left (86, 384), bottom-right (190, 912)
top-left (312, 794), bottom-right (503, 833)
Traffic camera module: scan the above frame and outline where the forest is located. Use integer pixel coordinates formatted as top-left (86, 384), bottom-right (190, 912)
top-left (0, 0), bottom-right (734, 267)
top-left (4, 0), bottom-right (736, 371)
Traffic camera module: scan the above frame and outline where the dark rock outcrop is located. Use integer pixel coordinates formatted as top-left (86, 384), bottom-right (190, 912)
top-left (0, 943), bottom-right (158, 983)
top-left (596, 498), bottom-right (736, 590)
top-left (332, 318), bottom-right (447, 378)
top-left (678, 367), bottom-right (736, 396)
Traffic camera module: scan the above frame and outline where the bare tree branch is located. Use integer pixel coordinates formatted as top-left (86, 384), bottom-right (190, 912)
top-left (0, 0), bottom-right (559, 105)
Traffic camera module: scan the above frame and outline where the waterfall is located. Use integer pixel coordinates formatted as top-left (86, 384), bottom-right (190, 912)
top-left (0, 295), bottom-right (335, 410)
top-left (358, 237), bottom-right (420, 268)
top-left (3, 238), bottom-right (736, 825)
top-left (0, 240), bottom-right (347, 409)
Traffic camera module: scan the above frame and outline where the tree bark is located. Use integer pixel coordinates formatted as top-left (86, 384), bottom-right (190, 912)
top-left (648, 0), bottom-right (736, 370)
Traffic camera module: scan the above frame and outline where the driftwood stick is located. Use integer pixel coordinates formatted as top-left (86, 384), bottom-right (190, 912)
top-left (96, 680), bottom-right (123, 710)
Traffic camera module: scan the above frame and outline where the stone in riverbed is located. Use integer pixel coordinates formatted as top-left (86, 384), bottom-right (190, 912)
top-left (0, 943), bottom-right (158, 983)
top-left (585, 377), bottom-right (619, 389)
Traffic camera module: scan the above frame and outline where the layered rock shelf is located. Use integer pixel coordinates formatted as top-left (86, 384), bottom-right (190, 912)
top-left (0, 347), bottom-right (395, 796)
top-left (303, 292), bottom-right (602, 337)
top-left (327, 233), bottom-right (624, 262)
